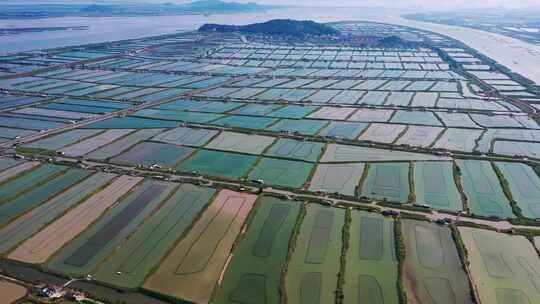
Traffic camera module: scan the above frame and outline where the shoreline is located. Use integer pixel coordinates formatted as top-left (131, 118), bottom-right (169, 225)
top-left (1, 7), bottom-right (540, 85)
top-left (375, 15), bottom-right (540, 86)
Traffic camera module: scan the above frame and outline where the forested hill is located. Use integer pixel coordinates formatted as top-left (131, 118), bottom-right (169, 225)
top-left (199, 19), bottom-right (341, 37)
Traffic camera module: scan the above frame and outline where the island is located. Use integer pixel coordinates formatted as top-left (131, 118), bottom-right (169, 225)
top-left (198, 19), bottom-right (340, 37)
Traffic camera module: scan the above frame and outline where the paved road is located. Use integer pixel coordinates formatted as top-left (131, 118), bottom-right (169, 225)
top-left (45, 155), bottom-right (536, 232)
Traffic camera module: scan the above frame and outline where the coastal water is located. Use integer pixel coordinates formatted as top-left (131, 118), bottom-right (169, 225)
top-left (383, 16), bottom-right (540, 86)
top-left (0, 7), bottom-right (383, 54)
top-left (1, 6), bottom-right (540, 84)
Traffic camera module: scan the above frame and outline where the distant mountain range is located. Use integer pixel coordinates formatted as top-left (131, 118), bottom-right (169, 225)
top-left (178, 0), bottom-right (268, 12)
top-left (199, 19), bottom-right (341, 38)
top-left (0, 0), bottom-right (274, 18)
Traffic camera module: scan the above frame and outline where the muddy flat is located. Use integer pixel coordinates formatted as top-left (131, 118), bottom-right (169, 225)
top-left (143, 189), bottom-right (256, 304)
top-left (402, 219), bottom-right (473, 304)
top-left (213, 196), bottom-right (301, 304)
top-left (0, 280), bottom-right (27, 304)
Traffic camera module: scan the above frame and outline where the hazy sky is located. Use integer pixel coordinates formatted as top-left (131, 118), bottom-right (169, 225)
top-left (166, 0), bottom-right (540, 9)
top-left (251, 0), bottom-right (538, 9)
top-left (9, 0), bottom-right (540, 10)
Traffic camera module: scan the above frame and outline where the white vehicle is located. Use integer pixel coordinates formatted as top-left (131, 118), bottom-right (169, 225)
top-left (251, 178), bottom-right (264, 184)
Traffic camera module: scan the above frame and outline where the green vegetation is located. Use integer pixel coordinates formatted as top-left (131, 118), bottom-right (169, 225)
top-left (394, 219), bottom-right (407, 304)
top-left (449, 225), bottom-right (477, 303)
top-left (453, 161), bottom-right (471, 213)
top-left (356, 163), bottom-right (370, 198)
top-left (213, 196), bottom-right (301, 304)
top-left (199, 19), bottom-right (340, 38)
top-left (15, 146), bottom-right (57, 157)
top-left (491, 162), bottom-right (523, 218)
top-left (336, 208), bottom-right (351, 304)
top-left (408, 162), bottom-right (415, 204)
top-left (450, 225), bottom-right (469, 266)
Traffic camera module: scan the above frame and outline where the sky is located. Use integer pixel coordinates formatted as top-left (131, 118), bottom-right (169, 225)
top-left (8, 0), bottom-right (540, 10)
top-left (249, 0), bottom-right (539, 9)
